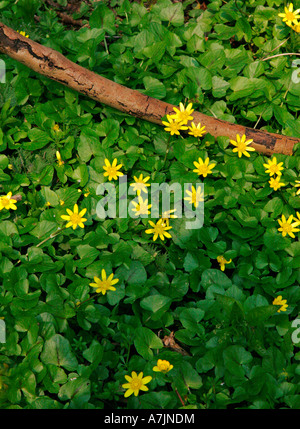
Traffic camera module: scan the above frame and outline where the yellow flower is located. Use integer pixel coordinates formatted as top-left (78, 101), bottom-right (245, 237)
top-left (277, 214), bottom-right (299, 238)
top-left (278, 3), bottom-right (300, 27)
top-left (230, 134), bottom-right (255, 158)
top-left (60, 200), bottom-right (65, 206)
top-left (131, 196), bottom-right (152, 216)
top-left (84, 189), bottom-right (90, 197)
top-left (290, 21), bottom-right (300, 32)
top-left (184, 185), bottom-right (204, 208)
top-left (17, 30), bottom-right (29, 38)
top-left (89, 269), bottom-right (119, 295)
top-left (272, 295), bottom-right (288, 313)
top-left (269, 176), bottom-right (285, 191)
top-left (8, 164), bottom-right (13, 170)
top-left (162, 115), bottom-right (188, 136)
top-left (122, 371), bottom-right (152, 398)
top-left (61, 204), bottom-right (87, 230)
top-left (161, 209), bottom-right (177, 227)
top-left (56, 151), bottom-right (64, 166)
top-left (53, 124), bottom-right (60, 132)
top-left (0, 192), bottom-right (17, 211)
top-left (294, 180), bottom-right (300, 195)
top-left (46, 201), bottom-right (51, 207)
top-left (188, 122), bottom-right (206, 138)
top-left (130, 174), bottom-right (150, 196)
top-left (145, 218), bottom-right (172, 241)
top-left (193, 157), bottom-right (216, 178)
top-left (293, 211), bottom-right (300, 227)
top-left (153, 359), bottom-right (173, 373)
top-left (263, 157), bottom-right (284, 177)
top-left (103, 158), bottom-right (123, 181)
top-left (172, 102), bottom-right (194, 124)
top-left (78, 189), bottom-right (82, 193)
top-left (217, 255), bottom-right (232, 271)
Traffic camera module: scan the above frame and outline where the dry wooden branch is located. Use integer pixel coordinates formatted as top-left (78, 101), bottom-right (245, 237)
top-left (0, 22), bottom-right (299, 156)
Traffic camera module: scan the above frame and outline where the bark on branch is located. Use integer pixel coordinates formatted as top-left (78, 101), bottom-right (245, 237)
top-left (0, 22), bottom-right (299, 156)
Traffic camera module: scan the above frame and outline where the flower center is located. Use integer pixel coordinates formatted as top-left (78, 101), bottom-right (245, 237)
top-left (237, 142), bottom-right (247, 153)
top-left (286, 11), bottom-right (295, 20)
top-left (137, 203), bottom-right (148, 214)
top-left (135, 182), bottom-right (145, 190)
top-left (269, 164), bottom-right (279, 174)
top-left (99, 280), bottom-right (110, 290)
top-left (70, 213), bottom-right (81, 224)
top-left (170, 122), bottom-right (181, 132)
top-left (107, 167), bottom-right (117, 175)
top-left (282, 223), bottom-right (292, 233)
top-left (179, 111), bottom-right (189, 122)
top-left (155, 224), bottom-right (165, 234)
top-left (197, 165), bottom-right (209, 174)
top-left (131, 379), bottom-right (142, 390)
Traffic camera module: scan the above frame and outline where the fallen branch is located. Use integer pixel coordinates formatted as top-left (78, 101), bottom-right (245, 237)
top-left (0, 22), bottom-right (299, 156)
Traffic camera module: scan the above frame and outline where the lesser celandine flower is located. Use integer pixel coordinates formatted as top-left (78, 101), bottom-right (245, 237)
top-left (217, 255), bottom-right (232, 271)
top-left (184, 186), bottom-right (204, 208)
top-left (56, 151), bottom-right (64, 166)
top-left (277, 214), bottom-right (299, 238)
top-left (295, 180), bottom-right (300, 195)
top-left (172, 102), bottom-right (194, 124)
top-left (162, 115), bottom-right (188, 136)
top-left (263, 157), bottom-right (284, 177)
top-left (0, 192), bottom-right (17, 211)
top-left (269, 176), bottom-right (285, 191)
top-left (103, 158), bottom-right (123, 181)
top-left (130, 174), bottom-right (150, 196)
top-left (193, 157), bottom-right (216, 178)
top-left (293, 212), bottom-right (300, 226)
top-left (290, 22), bottom-right (300, 32)
top-left (230, 134), bottom-right (255, 158)
top-left (278, 3), bottom-right (300, 27)
top-left (161, 209), bottom-right (177, 227)
top-left (131, 196), bottom-right (152, 216)
top-left (17, 30), bottom-right (29, 38)
top-left (273, 296), bottom-right (288, 313)
top-left (61, 204), bottom-right (87, 230)
top-left (122, 371), bottom-right (152, 398)
top-left (153, 359), bottom-right (173, 373)
top-left (145, 218), bottom-right (172, 241)
top-left (188, 122), bottom-right (206, 138)
top-left (89, 269), bottom-right (119, 295)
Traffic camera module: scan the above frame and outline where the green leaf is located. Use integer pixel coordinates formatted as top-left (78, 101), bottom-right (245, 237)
top-left (223, 346), bottom-right (253, 378)
top-left (40, 334), bottom-right (78, 371)
top-left (157, 2), bottom-right (184, 26)
top-left (133, 327), bottom-right (163, 360)
top-left (140, 294), bottom-right (172, 319)
top-left (89, 3), bottom-right (116, 34)
top-left (23, 129), bottom-right (51, 150)
top-left (142, 76), bottom-right (166, 99)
